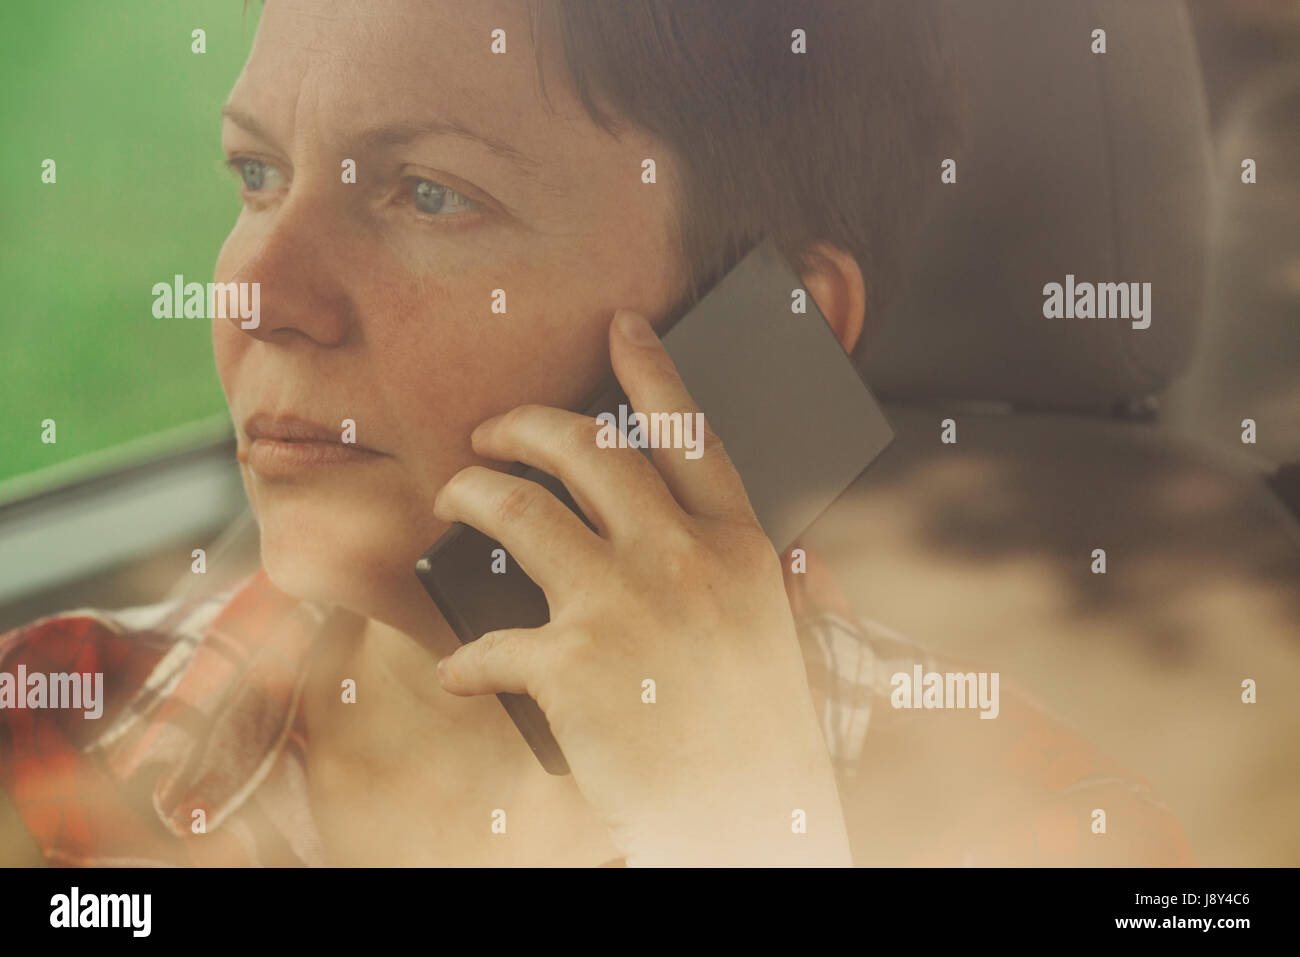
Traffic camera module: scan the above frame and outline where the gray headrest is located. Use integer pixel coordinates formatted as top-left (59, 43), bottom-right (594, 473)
top-left (860, 0), bottom-right (1213, 413)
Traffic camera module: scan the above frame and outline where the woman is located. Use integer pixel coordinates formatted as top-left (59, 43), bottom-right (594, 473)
top-left (0, 0), bottom-right (1193, 866)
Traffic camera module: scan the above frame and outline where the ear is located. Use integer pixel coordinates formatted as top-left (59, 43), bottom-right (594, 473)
top-left (799, 242), bottom-right (867, 355)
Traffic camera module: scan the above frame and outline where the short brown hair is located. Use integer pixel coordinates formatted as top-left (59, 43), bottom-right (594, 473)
top-left (528, 0), bottom-right (963, 349)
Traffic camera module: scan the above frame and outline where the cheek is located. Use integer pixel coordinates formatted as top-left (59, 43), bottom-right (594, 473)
top-left (210, 263), bottom-right (244, 397)
top-left (210, 312), bottom-right (246, 394)
top-left (367, 267), bottom-right (612, 466)
top-left (210, 237), bottom-right (249, 400)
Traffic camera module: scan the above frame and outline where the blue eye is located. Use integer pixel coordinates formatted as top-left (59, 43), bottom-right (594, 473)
top-left (228, 156), bottom-right (285, 193)
top-left (411, 178), bottom-right (477, 215)
top-left (239, 158), bottom-right (265, 189)
top-left (224, 156), bottom-right (478, 222)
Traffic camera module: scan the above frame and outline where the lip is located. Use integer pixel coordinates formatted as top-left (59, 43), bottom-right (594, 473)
top-left (239, 412), bottom-right (388, 478)
top-left (244, 412), bottom-right (364, 445)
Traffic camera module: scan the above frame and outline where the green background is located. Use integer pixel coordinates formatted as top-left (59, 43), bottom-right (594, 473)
top-left (0, 1), bottom-right (259, 498)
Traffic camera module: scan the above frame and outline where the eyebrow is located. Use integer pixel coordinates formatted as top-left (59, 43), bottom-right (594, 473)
top-left (220, 106), bottom-right (543, 180)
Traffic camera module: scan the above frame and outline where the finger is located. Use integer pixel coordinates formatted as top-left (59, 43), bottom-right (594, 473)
top-left (434, 465), bottom-right (605, 598)
top-left (436, 627), bottom-right (540, 697)
top-left (470, 403), bottom-right (682, 539)
top-left (607, 308), bottom-right (755, 524)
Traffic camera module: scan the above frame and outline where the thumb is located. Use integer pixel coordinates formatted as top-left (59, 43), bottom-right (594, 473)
top-left (436, 628), bottom-right (539, 697)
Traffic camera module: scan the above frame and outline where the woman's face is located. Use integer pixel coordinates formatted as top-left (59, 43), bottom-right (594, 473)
top-left (213, 0), bottom-right (688, 630)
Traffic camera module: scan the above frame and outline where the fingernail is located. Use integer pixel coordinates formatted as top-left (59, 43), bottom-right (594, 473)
top-left (616, 310), bottom-right (659, 346)
top-left (436, 657), bottom-right (449, 680)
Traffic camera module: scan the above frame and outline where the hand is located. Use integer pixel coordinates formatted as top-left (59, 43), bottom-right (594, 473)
top-left (432, 308), bottom-right (853, 867)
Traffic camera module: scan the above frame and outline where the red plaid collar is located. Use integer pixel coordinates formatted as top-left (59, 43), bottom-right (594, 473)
top-left (4, 544), bottom-right (1193, 866)
top-left (0, 543), bottom-right (867, 866)
top-left (97, 544), bottom-right (855, 836)
top-left (93, 567), bottom-right (331, 841)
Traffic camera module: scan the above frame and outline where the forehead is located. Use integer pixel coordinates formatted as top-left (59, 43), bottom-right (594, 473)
top-left (231, 0), bottom-right (594, 159)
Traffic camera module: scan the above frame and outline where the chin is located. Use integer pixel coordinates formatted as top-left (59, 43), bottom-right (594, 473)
top-left (252, 490), bottom-right (437, 626)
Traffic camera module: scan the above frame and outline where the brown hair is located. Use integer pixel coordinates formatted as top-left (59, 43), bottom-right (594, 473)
top-left (243, 0), bottom-right (962, 353)
top-left (527, 0), bottom-right (963, 353)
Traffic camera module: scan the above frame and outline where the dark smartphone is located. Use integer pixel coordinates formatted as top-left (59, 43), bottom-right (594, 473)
top-left (414, 237), bottom-right (895, 774)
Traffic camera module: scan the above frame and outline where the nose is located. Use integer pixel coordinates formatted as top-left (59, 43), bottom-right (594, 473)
top-left (220, 188), bottom-right (355, 347)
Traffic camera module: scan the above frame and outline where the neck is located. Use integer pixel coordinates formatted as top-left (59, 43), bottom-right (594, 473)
top-left (302, 590), bottom-right (537, 778)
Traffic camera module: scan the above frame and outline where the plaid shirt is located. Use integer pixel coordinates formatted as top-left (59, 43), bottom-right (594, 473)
top-left (0, 547), bottom-right (1193, 866)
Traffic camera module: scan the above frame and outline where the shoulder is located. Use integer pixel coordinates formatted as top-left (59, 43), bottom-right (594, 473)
top-left (827, 620), bottom-right (1195, 865)
top-left (0, 593), bottom-right (220, 742)
top-left (0, 587), bottom-right (242, 865)
top-left (1, 609), bottom-right (164, 747)
top-left (787, 553), bottom-right (1194, 866)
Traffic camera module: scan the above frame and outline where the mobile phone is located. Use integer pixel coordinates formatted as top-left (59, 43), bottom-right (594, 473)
top-left (414, 237), bottom-right (895, 774)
